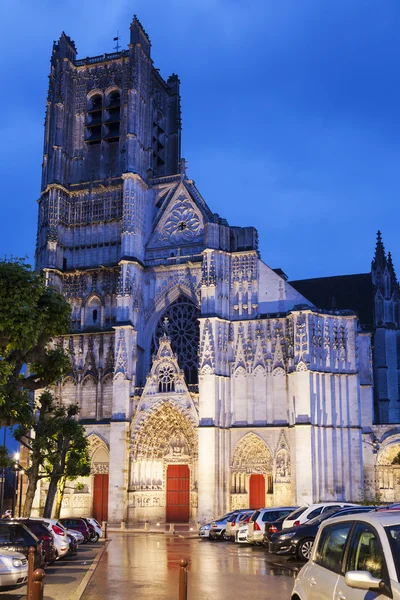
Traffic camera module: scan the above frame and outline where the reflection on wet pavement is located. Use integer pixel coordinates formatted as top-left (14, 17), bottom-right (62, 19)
top-left (83, 535), bottom-right (298, 600)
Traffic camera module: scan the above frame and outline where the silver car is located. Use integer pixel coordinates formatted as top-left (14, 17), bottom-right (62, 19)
top-left (0, 549), bottom-right (28, 590)
top-left (291, 511), bottom-right (400, 600)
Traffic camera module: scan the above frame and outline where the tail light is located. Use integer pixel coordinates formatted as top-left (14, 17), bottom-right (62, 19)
top-left (52, 525), bottom-right (65, 536)
top-left (293, 520), bottom-right (300, 527)
top-left (254, 522), bottom-right (261, 531)
top-left (242, 516), bottom-right (251, 524)
top-left (268, 525), bottom-right (278, 533)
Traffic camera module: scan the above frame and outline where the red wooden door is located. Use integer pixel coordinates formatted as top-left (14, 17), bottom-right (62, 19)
top-left (249, 474), bottom-right (265, 509)
top-left (93, 474), bottom-right (109, 522)
top-left (166, 465), bottom-right (190, 523)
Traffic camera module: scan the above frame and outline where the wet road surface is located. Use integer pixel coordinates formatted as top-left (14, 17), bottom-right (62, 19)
top-left (0, 541), bottom-right (104, 600)
top-left (83, 534), bottom-right (301, 600)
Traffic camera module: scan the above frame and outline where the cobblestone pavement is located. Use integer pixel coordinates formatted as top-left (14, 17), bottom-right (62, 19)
top-left (0, 541), bottom-right (104, 600)
top-left (83, 534), bottom-right (301, 600)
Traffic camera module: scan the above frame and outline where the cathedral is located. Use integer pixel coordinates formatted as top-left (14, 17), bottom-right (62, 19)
top-left (34, 17), bottom-right (400, 524)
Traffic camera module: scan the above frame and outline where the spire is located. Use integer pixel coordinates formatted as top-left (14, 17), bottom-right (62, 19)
top-left (387, 252), bottom-right (398, 288)
top-left (52, 31), bottom-right (77, 63)
top-left (130, 15), bottom-right (151, 55)
top-left (372, 230), bottom-right (387, 271)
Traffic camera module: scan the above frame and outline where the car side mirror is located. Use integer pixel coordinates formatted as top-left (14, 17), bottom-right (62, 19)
top-left (345, 571), bottom-right (382, 591)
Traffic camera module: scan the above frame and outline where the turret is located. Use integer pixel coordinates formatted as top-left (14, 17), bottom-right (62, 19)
top-left (130, 15), bottom-right (151, 56)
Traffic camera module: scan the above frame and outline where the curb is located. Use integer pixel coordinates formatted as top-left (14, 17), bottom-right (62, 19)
top-left (69, 540), bottom-right (109, 600)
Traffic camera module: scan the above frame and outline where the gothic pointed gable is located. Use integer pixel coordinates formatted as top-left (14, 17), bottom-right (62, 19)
top-left (146, 181), bottom-right (212, 251)
top-left (234, 325), bottom-right (247, 372)
top-left (199, 318), bottom-right (215, 374)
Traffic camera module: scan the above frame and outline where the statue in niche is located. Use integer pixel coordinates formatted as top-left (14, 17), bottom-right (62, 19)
top-left (167, 432), bottom-right (189, 457)
top-left (276, 450), bottom-right (291, 480)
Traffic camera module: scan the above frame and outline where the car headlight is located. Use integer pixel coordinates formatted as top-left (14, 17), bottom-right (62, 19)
top-left (277, 532), bottom-right (296, 540)
top-left (12, 558), bottom-right (23, 568)
top-left (200, 524), bottom-right (210, 530)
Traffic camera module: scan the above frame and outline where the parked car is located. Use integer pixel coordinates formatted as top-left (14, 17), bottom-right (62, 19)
top-left (68, 529), bottom-right (85, 544)
top-left (59, 518), bottom-right (91, 543)
top-left (17, 519), bottom-right (57, 566)
top-left (0, 521), bottom-right (43, 569)
top-left (198, 523), bottom-right (211, 538)
top-left (291, 511), bottom-right (400, 600)
top-left (226, 510), bottom-right (254, 540)
top-left (270, 506), bottom-right (374, 561)
top-left (282, 502), bottom-right (358, 529)
top-left (236, 524), bottom-right (250, 544)
top-left (86, 518), bottom-right (102, 539)
top-left (263, 514), bottom-right (292, 545)
top-left (26, 517), bottom-right (70, 559)
top-left (66, 533), bottom-right (78, 556)
top-left (0, 549), bottom-right (28, 590)
top-left (209, 512), bottom-right (240, 540)
top-left (80, 518), bottom-right (99, 542)
top-left (247, 507), bottom-right (297, 544)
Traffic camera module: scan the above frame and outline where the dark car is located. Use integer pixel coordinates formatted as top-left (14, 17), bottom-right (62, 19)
top-left (59, 518), bottom-right (90, 543)
top-left (0, 521), bottom-right (43, 569)
top-left (263, 514), bottom-right (289, 545)
top-left (18, 519), bottom-right (56, 566)
top-left (268, 506), bottom-right (375, 561)
top-left (80, 518), bottom-right (99, 543)
top-left (66, 533), bottom-right (78, 556)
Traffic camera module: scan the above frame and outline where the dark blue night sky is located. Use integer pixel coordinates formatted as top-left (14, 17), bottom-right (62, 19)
top-left (1, 0), bottom-right (399, 280)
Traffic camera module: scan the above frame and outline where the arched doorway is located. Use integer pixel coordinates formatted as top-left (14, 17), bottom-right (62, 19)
top-left (130, 402), bottom-right (198, 523)
top-left (230, 433), bottom-right (273, 510)
top-left (88, 435), bottom-right (110, 522)
top-left (376, 442), bottom-right (400, 503)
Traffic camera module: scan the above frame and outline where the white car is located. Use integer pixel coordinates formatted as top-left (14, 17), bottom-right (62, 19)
top-left (198, 523), bottom-right (211, 538)
top-left (0, 549), bottom-right (28, 590)
top-left (247, 507), bottom-right (297, 544)
top-left (236, 524), bottom-right (250, 544)
top-left (86, 518), bottom-right (102, 539)
top-left (283, 503), bottom-right (358, 530)
top-left (27, 518), bottom-right (70, 559)
top-left (291, 511), bottom-right (400, 600)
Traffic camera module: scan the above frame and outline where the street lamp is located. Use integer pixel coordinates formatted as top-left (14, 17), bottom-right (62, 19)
top-left (12, 452), bottom-right (19, 518)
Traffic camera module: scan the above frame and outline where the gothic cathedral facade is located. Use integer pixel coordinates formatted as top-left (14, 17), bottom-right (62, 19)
top-left (34, 18), bottom-right (400, 524)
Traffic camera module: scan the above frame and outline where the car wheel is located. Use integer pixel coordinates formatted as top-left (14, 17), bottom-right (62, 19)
top-left (221, 530), bottom-right (231, 542)
top-left (297, 538), bottom-right (314, 561)
top-left (90, 533), bottom-right (99, 543)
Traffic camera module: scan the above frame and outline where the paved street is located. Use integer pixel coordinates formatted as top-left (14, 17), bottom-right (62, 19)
top-left (83, 534), bottom-right (299, 600)
top-left (0, 542), bottom-right (104, 600)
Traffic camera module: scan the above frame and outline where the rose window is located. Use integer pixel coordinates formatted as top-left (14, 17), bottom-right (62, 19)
top-left (162, 199), bottom-right (202, 244)
top-left (151, 296), bottom-right (200, 385)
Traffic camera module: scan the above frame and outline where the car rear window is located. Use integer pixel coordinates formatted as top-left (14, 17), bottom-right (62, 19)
top-left (26, 522), bottom-right (47, 536)
top-left (227, 515), bottom-right (237, 522)
top-left (286, 507), bottom-right (307, 520)
top-left (0, 525), bottom-right (12, 543)
top-left (262, 511), bottom-right (280, 522)
top-left (251, 511), bottom-right (260, 522)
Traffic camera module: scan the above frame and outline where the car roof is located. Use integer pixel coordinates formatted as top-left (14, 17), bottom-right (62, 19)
top-left (321, 510), bottom-right (400, 528)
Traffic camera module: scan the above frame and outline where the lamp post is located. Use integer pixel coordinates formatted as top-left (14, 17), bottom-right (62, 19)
top-left (12, 452), bottom-right (20, 518)
top-left (0, 426), bottom-right (6, 518)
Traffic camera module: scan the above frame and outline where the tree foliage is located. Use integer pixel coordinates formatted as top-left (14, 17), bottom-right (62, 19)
top-left (0, 258), bottom-right (71, 424)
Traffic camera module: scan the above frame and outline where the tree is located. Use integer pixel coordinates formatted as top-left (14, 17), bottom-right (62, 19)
top-left (53, 438), bottom-right (91, 519)
top-left (14, 391), bottom-right (62, 516)
top-left (0, 258), bottom-right (71, 425)
top-left (43, 408), bottom-right (90, 518)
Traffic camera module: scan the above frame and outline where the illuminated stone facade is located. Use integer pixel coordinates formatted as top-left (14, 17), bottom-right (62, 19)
top-left (34, 17), bottom-right (400, 523)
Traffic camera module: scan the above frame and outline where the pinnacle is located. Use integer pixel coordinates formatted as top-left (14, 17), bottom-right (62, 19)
top-left (372, 229), bottom-right (386, 270)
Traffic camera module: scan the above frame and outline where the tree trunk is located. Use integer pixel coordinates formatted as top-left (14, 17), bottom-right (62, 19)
top-left (43, 474), bottom-right (59, 518)
top-left (22, 456), bottom-right (40, 517)
top-left (54, 476), bottom-right (66, 519)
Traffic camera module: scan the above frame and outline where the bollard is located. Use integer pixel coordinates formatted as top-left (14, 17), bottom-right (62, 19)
top-left (101, 521), bottom-right (107, 539)
top-left (32, 568), bottom-right (45, 600)
top-left (169, 522), bottom-right (175, 534)
top-left (26, 546), bottom-right (36, 600)
top-left (179, 559), bottom-right (188, 600)
top-left (144, 521), bottom-right (149, 531)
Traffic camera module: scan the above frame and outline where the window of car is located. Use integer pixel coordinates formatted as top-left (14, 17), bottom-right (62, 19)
top-left (385, 524), bottom-right (400, 581)
top-left (286, 507), bottom-right (307, 521)
top-left (322, 505), bottom-right (342, 513)
top-left (0, 525), bottom-right (12, 544)
top-left (251, 511), bottom-right (260, 522)
top-left (262, 511), bottom-right (279, 522)
top-left (315, 522), bottom-right (352, 574)
top-left (307, 507), bottom-right (324, 520)
top-left (346, 522), bottom-right (386, 580)
top-left (13, 525), bottom-right (35, 545)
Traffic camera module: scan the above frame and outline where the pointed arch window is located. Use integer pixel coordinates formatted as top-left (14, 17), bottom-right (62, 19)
top-left (151, 296), bottom-right (200, 385)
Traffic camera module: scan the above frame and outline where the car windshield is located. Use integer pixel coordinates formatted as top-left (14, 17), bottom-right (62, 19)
top-left (385, 524), bottom-right (400, 580)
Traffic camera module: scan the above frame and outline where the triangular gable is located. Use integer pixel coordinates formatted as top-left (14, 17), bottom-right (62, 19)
top-left (147, 181), bottom-right (211, 250)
